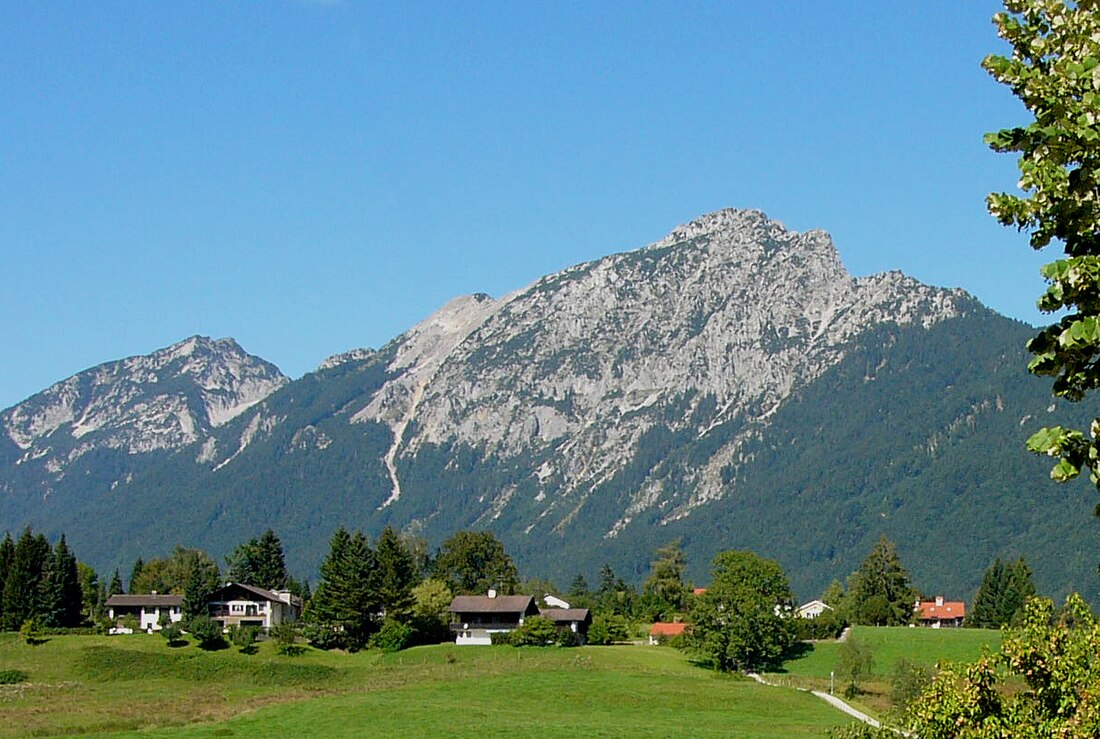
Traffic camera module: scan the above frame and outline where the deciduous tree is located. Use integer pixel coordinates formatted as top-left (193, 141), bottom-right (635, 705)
top-left (431, 531), bottom-right (518, 596)
top-left (983, 1), bottom-right (1100, 501)
top-left (684, 550), bottom-right (795, 672)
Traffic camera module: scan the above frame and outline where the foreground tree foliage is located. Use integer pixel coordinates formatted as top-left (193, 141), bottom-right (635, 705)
top-left (684, 550), bottom-right (795, 672)
top-left (983, 0), bottom-right (1100, 495)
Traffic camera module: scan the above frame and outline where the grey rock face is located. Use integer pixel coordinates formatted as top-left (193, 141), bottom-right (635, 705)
top-left (2, 336), bottom-right (288, 475)
top-left (351, 208), bottom-right (974, 530)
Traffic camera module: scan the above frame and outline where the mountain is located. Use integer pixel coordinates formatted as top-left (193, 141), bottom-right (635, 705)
top-left (2, 209), bottom-right (1096, 602)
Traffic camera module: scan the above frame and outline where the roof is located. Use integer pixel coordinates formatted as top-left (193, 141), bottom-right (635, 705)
top-left (692, 587), bottom-right (708, 596)
top-left (106, 593), bottom-right (183, 607)
top-left (916, 600), bottom-right (966, 620)
top-left (539, 608), bottom-right (591, 623)
top-left (208, 582), bottom-right (300, 606)
top-left (649, 622), bottom-right (687, 637)
top-left (450, 595), bottom-right (537, 614)
top-left (796, 599), bottom-right (833, 615)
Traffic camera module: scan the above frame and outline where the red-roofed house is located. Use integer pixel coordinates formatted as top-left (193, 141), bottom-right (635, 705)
top-left (692, 587), bottom-right (708, 597)
top-left (648, 622), bottom-right (687, 645)
top-left (915, 596), bottom-right (965, 628)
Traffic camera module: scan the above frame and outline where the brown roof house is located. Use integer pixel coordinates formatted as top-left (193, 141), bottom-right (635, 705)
top-left (207, 582), bottom-right (302, 631)
top-left (450, 590), bottom-right (540, 645)
top-left (915, 596), bottom-right (966, 628)
top-left (105, 593), bottom-right (183, 633)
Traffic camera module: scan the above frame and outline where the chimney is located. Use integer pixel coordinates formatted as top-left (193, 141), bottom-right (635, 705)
top-left (935, 596), bottom-right (944, 607)
top-left (487, 588), bottom-right (497, 599)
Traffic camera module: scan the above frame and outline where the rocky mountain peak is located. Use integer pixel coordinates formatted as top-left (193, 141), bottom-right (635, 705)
top-left (1, 336), bottom-right (287, 470)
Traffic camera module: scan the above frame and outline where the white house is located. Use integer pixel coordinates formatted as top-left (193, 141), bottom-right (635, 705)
top-left (105, 593), bottom-right (184, 632)
top-left (207, 582), bottom-right (302, 631)
top-left (796, 600), bottom-right (834, 619)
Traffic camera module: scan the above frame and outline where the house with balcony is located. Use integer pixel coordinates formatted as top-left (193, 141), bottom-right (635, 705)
top-left (450, 591), bottom-right (540, 645)
top-left (207, 582), bottom-right (302, 631)
top-left (105, 593), bottom-right (183, 633)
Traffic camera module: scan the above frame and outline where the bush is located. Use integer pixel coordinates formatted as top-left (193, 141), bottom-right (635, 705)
top-left (231, 625), bottom-right (260, 654)
top-left (270, 622), bottom-right (303, 656)
top-left (587, 617), bottom-right (612, 646)
top-left (556, 628), bottom-right (582, 647)
top-left (489, 631), bottom-right (511, 645)
top-left (20, 618), bottom-right (44, 645)
top-left (837, 637), bottom-right (875, 698)
top-left (509, 616), bottom-right (558, 647)
top-left (890, 658), bottom-right (933, 711)
top-left (160, 621), bottom-right (185, 647)
top-left (370, 619), bottom-right (412, 653)
top-left (0, 670), bottom-right (28, 685)
top-left (792, 611), bottom-right (848, 641)
top-left (187, 616), bottom-right (227, 651)
top-left (119, 614), bottom-right (140, 633)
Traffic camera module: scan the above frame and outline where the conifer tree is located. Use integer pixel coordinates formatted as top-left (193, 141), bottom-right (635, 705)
top-left (128, 558), bottom-right (144, 593)
top-left (226, 529), bottom-right (288, 591)
top-left (848, 535), bottom-right (916, 626)
top-left (374, 526), bottom-right (417, 620)
top-left (308, 528), bottom-right (381, 650)
top-left (107, 569), bottom-right (124, 597)
top-left (2, 528), bottom-right (50, 630)
top-left (40, 535), bottom-right (82, 628)
top-left (0, 533), bottom-right (15, 626)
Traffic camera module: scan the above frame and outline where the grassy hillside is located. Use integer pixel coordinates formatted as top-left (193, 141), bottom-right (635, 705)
top-left (0, 634), bottom-right (847, 738)
top-left (768, 625), bottom-right (1002, 716)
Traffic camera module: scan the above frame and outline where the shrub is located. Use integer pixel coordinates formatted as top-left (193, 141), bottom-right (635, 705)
top-left (556, 628), bottom-right (581, 647)
top-left (837, 637), bottom-right (875, 699)
top-left (890, 658), bottom-right (933, 711)
top-left (370, 619), bottom-right (412, 653)
top-left (587, 617), bottom-right (612, 646)
top-left (270, 622), bottom-right (303, 656)
top-left (160, 621), bottom-right (185, 647)
top-left (510, 616), bottom-right (558, 647)
top-left (20, 618), bottom-right (44, 645)
top-left (231, 625), bottom-right (260, 654)
top-left (187, 616), bottom-right (227, 651)
top-left (0, 670), bottom-right (28, 685)
top-left (119, 614), bottom-right (140, 633)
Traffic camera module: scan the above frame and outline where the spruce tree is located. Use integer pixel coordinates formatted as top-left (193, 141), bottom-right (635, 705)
top-left (252, 530), bottom-right (288, 591)
top-left (41, 535), bottom-right (82, 628)
top-left (848, 535), bottom-right (916, 626)
top-left (107, 569), bottom-right (124, 597)
top-left (308, 528), bottom-right (381, 650)
top-left (2, 528), bottom-right (50, 630)
top-left (0, 533), bottom-right (15, 626)
top-left (967, 558), bottom-right (1006, 628)
top-left (374, 526), bottom-right (417, 620)
top-left (128, 558), bottom-right (144, 593)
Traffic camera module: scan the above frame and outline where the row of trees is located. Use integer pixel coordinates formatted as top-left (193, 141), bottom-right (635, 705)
top-left (0, 528), bottom-right (85, 631)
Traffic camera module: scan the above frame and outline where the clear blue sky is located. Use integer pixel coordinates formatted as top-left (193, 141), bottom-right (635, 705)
top-left (0, 1), bottom-right (1048, 410)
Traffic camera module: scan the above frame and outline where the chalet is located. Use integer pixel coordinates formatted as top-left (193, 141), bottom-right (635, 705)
top-left (450, 591), bottom-right (539, 645)
top-left (106, 593), bottom-right (183, 633)
top-left (796, 600), bottom-right (834, 619)
top-left (207, 582), bottom-right (302, 631)
top-left (648, 622), bottom-right (687, 645)
top-left (915, 596), bottom-right (965, 628)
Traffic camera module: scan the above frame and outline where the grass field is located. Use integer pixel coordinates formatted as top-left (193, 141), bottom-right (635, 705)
top-left (766, 625), bottom-right (1003, 716)
top-left (0, 633), bottom-right (849, 737)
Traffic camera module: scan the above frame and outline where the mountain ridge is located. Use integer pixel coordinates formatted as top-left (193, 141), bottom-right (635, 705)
top-left (0, 208), bottom-right (1093, 604)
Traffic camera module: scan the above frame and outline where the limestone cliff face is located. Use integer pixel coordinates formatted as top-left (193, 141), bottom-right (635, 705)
top-left (1, 336), bottom-right (287, 478)
top-left (350, 209), bottom-right (974, 530)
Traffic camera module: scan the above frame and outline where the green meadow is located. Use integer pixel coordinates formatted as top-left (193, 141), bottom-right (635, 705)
top-left (767, 625), bottom-right (1002, 715)
top-left (0, 633), bottom-right (847, 738)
